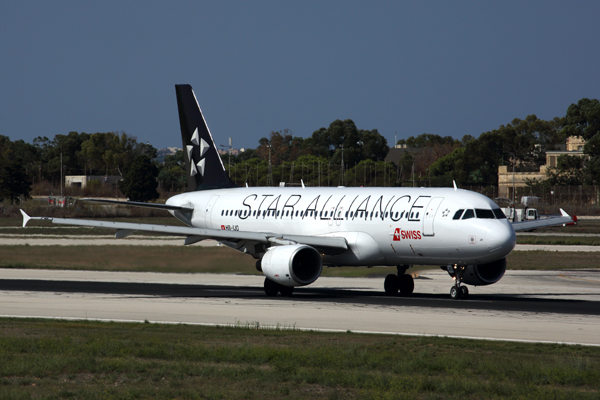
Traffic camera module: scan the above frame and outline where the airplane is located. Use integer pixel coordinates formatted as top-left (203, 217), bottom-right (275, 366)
top-left (21, 84), bottom-right (575, 300)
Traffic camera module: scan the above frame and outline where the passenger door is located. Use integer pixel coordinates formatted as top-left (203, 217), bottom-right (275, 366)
top-left (422, 197), bottom-right (444, 236)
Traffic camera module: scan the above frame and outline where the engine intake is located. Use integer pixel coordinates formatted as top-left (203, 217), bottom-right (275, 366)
top-left (462, 258), bottom-right (506, 286)
top-left (261, 244), bottom-right (323, 287)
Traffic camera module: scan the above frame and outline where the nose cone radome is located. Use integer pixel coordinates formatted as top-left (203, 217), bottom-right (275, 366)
top-left (488, 221), bottom-right (516, 258)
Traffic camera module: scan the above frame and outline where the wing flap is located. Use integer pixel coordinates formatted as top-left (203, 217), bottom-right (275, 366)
top-left (81, 198), bottom-right (194, 213)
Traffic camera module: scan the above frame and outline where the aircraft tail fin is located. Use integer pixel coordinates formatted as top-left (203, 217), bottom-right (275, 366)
top-left (175, 84), bottom-right (237, 191)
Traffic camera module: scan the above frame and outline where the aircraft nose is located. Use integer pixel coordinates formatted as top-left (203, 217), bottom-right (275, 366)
top-left (488, 221), bottom-right (516, 257)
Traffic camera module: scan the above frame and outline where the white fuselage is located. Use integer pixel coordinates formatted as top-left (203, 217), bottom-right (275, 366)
top-left (166, 186), bottom-right (516, 267)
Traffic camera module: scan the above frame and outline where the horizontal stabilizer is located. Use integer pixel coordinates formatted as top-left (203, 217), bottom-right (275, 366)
top-left (512, 210), bottom-right (575, 232)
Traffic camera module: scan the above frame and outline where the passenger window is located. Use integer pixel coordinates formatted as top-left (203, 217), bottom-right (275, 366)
top-left (286, 211), bottom-right (289, 217)
top-left (493, 208), bottom-right (507, 219)
top-left (475, 209), bottom-right (495, 219)
top-left (462, 209), bottom-right (475, 219)
top-left (453, 209), bottom-right (464, 220)
top-left (385, 212), bottom-right (389, 218)
top-left (345, 211), bottom-right (349, 217)
top-left (375, 212), bottom-right (379, 218)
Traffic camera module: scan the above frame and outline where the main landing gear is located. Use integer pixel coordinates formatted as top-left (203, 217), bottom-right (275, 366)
top-left (446, 265), bottom-right (469, 300)
top-left (264, 278), bottom-right (294, 297)
top-left (384, 265), bottom-right (414, 296)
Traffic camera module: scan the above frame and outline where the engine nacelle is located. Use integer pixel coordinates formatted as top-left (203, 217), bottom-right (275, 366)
top-left (261, 244), bottom-right (323, 287)
top-left (462, 258), bottom-right (506, 286)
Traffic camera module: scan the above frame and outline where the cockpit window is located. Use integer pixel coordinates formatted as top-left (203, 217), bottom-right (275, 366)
top-left (452, 209), bottom-right (464, 220)
top-left (462, 209), bottom-right (475, 219)
top-left (475, 209), bottom-right (495, 219)
top-left (493, 208), bottom-right (507, 219)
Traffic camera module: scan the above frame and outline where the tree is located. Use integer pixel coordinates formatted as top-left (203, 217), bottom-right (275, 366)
top-left (545, 155), bottom-right (585, 186)
top-left (118, 155), bottom-right (159, 202)
top-left (0, 161), bottom-right (31, 203)
top-left (397, 133), bottom-right (459, 148)
top-left (563, 98), bottom-right (600, 141)
top-left (562, 98), bottom-right (600, 183)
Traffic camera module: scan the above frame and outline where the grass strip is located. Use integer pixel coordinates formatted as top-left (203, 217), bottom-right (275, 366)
top-left (0, 318), bottom-right (598, 399)
top-left (0, 246), bottom-right (597, 275)
top-left (517, 236), bottom-right (600, 246)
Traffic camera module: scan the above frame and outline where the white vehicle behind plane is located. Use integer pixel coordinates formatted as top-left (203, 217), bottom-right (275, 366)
top-left (21, 85), bottom-right (575, 299)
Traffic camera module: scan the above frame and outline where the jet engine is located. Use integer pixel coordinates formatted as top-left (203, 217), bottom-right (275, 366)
top-left (261, 244), bottom-right (323, 287)
top-left (461, 258), bottom-right (506, 286)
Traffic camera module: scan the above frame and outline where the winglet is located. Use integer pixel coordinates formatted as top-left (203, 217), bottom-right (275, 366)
top-left (560, 208), bottom-right (570, 217)
top-left (20, 209), bottom-right (31, 228)
top-left (453, 180), bottom-right (457, 191)
top-left (301, 179), bottom-right (305, 189)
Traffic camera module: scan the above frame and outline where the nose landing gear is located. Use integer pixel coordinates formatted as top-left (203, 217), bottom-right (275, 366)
top-left (446, 264), bottom-right (469, 300)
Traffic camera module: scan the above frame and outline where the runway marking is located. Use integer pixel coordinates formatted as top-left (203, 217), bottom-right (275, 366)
top-left (558, 274), bottom-right (600, 283)
top-left (1, 314), bottom-right (598, 348)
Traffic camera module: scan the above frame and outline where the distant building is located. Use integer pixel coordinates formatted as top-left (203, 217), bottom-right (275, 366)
top-left (218, 148), bottom-right (243, 156)
top-left (498, 136), bottom-right (587, 198)
top-left (383, 147), bottom-right (421, 165)
top-left (65, 175), bottom-right (123, 188)
top-left (157, 147), bottom-right (181, 163)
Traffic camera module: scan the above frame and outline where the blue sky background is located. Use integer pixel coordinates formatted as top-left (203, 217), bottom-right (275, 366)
top-left (1, 1), bottom-right (599, 151)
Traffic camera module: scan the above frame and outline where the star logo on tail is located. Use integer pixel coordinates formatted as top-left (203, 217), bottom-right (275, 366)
top-left (188, 127), bottom-right (209, 177)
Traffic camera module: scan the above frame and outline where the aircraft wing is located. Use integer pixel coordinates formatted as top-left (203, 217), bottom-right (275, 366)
top-left (80, 198), bottom-right (193, 212)
top-left (511, 209), bottom-right (575, 232)
top-left (20, 210), bottom-right (347, 253)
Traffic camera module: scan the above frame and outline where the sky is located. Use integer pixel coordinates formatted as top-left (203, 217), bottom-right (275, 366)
top-left (1, 1), bottom-right (599, 151)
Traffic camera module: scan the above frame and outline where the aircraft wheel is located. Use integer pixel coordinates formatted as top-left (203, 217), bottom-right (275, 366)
top-left (460, 286), bottom-right (469, 299)
top-left (384, 274), bottom-right (399, 295)
top-left (264, 278), bottom-right (279, 296)
top-left (279, 285), bottom-right (294, 297)
top-left (450, 286), bottom-right (461, 300)
top-left (399, 274), bottom-right (414, 296)
top-left (255, 260), bottom-right (262, 272)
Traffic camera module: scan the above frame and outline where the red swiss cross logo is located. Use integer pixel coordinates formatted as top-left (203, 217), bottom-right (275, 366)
top-left (221, 225), bottom-right (225, 230)
top-left (393, 228), bottom-right (401, 241)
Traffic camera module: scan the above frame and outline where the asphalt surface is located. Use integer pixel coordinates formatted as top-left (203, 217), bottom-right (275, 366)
top-left (1, 269), bottom-right (599, 345)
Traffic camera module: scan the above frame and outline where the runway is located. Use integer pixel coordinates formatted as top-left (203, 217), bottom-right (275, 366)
top-left (1, 268), bottom-right (599, 346)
